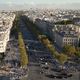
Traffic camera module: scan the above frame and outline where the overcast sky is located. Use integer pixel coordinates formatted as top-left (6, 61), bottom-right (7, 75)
top-left (0, 0), bottom-right (80, 4)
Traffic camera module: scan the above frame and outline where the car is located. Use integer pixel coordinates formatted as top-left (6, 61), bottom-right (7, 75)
top-left (67, 73), bottom-right (72, 77)
top-left (51, 68), bottom-right (62, 72)
top-left (45, 74), bottom-right (55, 78)
top-left (42, 66), bottom-right (49, 69)
top-left (55, 75), bottom-right (63, 79)
top-left (57, 72), bottom-right (73, 78)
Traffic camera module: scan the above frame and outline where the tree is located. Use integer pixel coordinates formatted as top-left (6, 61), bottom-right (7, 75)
top-left (63, 45), bottom-right (76, 56)
top-left (75, 48), bottom-right (80, 57)
top-left (18, 32), bottom-right (28, 67)
top-left (55, 20), bottom-right (73, 25)
top-left (56, 53), bottom-right (68, 69)
top-left (75, 51), bottom-right (80, 58)
top-left (68, 46), bottom-right (76, 56)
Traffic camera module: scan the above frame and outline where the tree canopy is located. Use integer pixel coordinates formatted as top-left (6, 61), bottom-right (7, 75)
top-left (63, 45), bottom-right (76, 56)
top-left (18, 32), bottom-right (28, 67)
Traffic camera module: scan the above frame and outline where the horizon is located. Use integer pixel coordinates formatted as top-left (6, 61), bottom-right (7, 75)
top-left (0, 0), bottom-right (80, 10)
top-left (0, 0), bottom-right (80, 5)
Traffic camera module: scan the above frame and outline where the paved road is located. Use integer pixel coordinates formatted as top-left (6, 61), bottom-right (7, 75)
top-left (18, 18), bottom-right (58, 80)
top-left (19, 19), bottom-right (53, 63)
top-left (19, 18), bottom-right (80, 80)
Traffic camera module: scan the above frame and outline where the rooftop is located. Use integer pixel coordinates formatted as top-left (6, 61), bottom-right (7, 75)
top-left (57, 31), bottom-right (79, 37)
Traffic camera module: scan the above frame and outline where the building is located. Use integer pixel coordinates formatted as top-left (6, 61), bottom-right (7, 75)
top-left (55, 30), bottom-right (79, 48)
top-left (0, 13), bottom-right (15, 53)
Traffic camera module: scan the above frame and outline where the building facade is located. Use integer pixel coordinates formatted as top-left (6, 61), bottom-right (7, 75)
top-left (55, 31), bottom-right (79, 48)
top-left (0, 13), bottom-right (15, 53)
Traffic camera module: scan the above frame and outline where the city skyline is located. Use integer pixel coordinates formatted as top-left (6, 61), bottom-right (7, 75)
top-left (0, 0), bottom-right (80, 10)
top-left (0, 0), bottom-right (80, 5)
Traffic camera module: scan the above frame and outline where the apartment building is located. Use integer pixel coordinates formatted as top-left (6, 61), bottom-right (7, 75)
top-left (55, 30), bottom-right (79, 48)
top-left (0, 13), bottom-right (15, 53)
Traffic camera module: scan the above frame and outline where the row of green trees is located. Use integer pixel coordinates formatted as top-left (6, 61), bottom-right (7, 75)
top-left (55, 20), bottom-right (74, 25)
top-left (18, 32), bottom-right (28, 67)
top-left (13, 15), bottom-right (29, 67)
